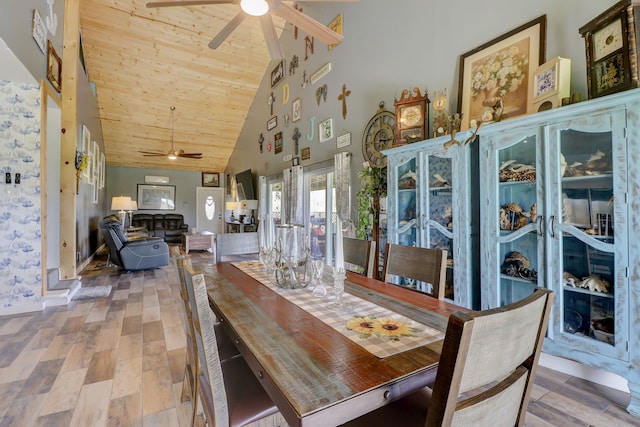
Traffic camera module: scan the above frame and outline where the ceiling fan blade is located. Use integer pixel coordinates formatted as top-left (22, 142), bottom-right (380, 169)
top-left (147, 0), bottom-right (234, 8)
top-left (209, 11), bottom-right (247, 49)
top-left (178, 153), bottom-right (204, 158)
top-left (141, 152), bottom-right (169, 157)
top-left (271, 1), bottom-right (343, 45)
top-left (259, 15), bottom-right (284, 59)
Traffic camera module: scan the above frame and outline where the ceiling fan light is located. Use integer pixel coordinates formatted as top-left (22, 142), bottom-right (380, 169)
top-left (240, 0), bottom-right (268, 16)
top-left (168, 153), bottom-right (177, 160)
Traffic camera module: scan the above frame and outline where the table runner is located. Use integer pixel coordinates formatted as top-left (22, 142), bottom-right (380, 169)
top-left (232, 261), bottom-right (445, 358)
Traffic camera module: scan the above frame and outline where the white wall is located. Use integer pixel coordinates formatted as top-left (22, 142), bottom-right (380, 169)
top-left (228, 0), bottom-right (618, 180)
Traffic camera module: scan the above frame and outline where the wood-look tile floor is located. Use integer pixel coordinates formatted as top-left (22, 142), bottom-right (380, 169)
top-left (0, 248), bottom-right (637, 426)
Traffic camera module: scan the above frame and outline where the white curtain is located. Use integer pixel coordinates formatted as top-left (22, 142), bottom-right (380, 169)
top-left (334, 152), bottom-right (352, 236)
top-left (258, 176), bottom-right (269, 248)
top-left (283, 166), bottom-right (303, 225)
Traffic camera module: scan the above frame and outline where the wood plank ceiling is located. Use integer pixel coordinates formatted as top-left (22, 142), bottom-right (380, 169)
top-left (79, 0), bottom-right (285, 172)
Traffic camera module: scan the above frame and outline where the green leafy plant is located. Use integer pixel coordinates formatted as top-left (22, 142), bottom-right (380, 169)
top-left (355, 162), bottom-right (387, 239)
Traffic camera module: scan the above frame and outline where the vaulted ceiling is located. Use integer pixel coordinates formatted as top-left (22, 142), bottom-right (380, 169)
top-left (79, 0), bottom-right (284, 172)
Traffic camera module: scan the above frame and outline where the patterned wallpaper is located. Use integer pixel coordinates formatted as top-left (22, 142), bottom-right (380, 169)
top-left (0, 80), bottom-right (42, 309)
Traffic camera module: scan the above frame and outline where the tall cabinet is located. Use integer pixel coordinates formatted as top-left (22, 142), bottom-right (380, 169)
top-left (479, 89), bottom-right (640, 416)
top-left (385, 132), bottom-right (476, 309)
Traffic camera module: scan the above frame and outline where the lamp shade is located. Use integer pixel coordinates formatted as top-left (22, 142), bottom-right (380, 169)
top-left (226, 201), bottom-right (239, 210)
top-left (241, 199), bottom-right (259, 210)
top-left (111, 196), bottom-right (133, 211)
top-left (130, 200), bottom-right (138, 211)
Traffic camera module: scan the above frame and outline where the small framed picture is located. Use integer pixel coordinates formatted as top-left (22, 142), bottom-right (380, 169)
top-left (274, 132), bottom-right (283, 154)
top-left (47, 40), bottom-right (62, 93)
top-left (202, 172), bottom-right (220, 187)
top-left (301, 147), bottom-right (311, 160)
top-left (292, 97), bottom-right (302, 122)
top-left (319, 118), bottom-right (333, 142)
top-left (267, 116), bottom-right (277, 131)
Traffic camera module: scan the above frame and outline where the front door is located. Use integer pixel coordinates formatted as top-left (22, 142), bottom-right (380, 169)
top-left (196, 187), bottom-right (224, 234)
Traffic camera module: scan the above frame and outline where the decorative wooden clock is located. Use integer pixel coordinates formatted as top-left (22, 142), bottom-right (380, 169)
top-left (579, 0), bottom-right (640, 99)
top-left (393, 87), bottom-right (430, 146)
top-left (362, 102), bottom-right (395, 168)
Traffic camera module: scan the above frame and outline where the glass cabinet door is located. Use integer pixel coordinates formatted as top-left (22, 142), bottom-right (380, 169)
top-left (424, 154), bottom-right (454, 299)
top-left (395, 156), bottom-right (419, 248)
top-left (547, 111), bottom-right (627, 361)
top-left (481, 129), bottom-right (544, 309)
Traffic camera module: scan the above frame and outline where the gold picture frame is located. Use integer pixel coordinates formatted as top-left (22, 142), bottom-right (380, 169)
top-left (457, 15), bottom-right (546, 130)
top-left (47, 40), bottom-right (62, 93)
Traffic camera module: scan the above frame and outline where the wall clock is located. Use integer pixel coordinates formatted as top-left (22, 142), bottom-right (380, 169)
top-left (393, 87), bottom-right (430, 146)
top-left (579, 0), bottom-right (640, 99)
top-left (362, 102), bottom-right (395, 168)
top-left (532, 56), bottom-right (571, 112)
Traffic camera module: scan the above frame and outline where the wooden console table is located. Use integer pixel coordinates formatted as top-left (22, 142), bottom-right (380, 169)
top-left (181, 232), bottom-right (214, 254)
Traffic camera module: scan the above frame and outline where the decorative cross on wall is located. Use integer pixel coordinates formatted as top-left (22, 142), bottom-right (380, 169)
top-left (338, 84), bottom-right (351, 119)
top-left (292, 127), bottom-right (301, 155)
top-left (268, 92), bottom-right (275, 115)
top-left (258, 133), bottom-right (264, 153)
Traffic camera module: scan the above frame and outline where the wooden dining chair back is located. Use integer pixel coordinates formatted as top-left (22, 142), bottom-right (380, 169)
top-left (426, 287), bottom-right (554, 426)
top-left (182, 261), bottom-right (281, 427)
top-left (340, 288), bottom-right (553, 427)
top-left (382, 243), bottom-right (447, 299)
top-left (215, 232), bottom-right (260, 263)
top-left (170, 251), bottom-right (200, 426)
top-left (343, 236), bottom-right (376, 278)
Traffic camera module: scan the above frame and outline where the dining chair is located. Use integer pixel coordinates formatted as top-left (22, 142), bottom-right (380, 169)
top-left (215, 232), bottom-right (260, 263)
top-left (382, 243), bottom-right (448, 299)
top-left (340, 287), bottom-right (554, 427)
top-left (170, 250), bottom-right (200, 427)
top-left (343, 236), bottom-right (376, 278)
top-left (182, 260), bottom-right (283, 427)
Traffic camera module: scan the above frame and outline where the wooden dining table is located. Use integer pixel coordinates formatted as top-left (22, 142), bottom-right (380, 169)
top-left (203, 262), bottom-right (470, 427)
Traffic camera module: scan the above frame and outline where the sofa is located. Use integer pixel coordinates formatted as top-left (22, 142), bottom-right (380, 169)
top-left (132, 213), bottom-right (188, 243)
top-left (100, 215), bottom-right (169, 270)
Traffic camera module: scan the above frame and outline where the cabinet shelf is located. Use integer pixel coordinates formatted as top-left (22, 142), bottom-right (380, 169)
top-left (500, 273), bottom-right (538, 284)
top-left (562, 174), bottom-right (612, 189)
top-left (499, 180), bottom-right (536, 187)
top-left (563, 284), bottom-right (614, 299)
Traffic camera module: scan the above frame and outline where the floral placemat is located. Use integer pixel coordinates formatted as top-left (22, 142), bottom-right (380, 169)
top-left (232, 261), bottom-right (445, 358)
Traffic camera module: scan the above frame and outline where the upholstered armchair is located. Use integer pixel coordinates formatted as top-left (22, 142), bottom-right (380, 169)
top-left (100, 215), bottom-right (169, 270)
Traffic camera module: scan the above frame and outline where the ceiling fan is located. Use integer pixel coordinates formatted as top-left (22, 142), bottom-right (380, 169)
top-left (139, 106), bottom-right (203, 160)
top-left (145, 0), bottom-right (356, 59)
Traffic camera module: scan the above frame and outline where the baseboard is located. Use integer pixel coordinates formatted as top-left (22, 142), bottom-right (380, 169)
top-left (539, 352), bottom-right (629, 393)
top-left (0, 301), bottom-right (46, 316)
top-left (76, 244), bottom-right (104, 275)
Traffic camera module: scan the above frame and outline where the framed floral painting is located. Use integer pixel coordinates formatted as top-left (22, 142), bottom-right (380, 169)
top-left (457, 15), bottom-right (546, 130)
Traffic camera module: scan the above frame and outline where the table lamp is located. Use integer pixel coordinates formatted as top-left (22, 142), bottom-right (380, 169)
top-left (111, 196), bottom-right (132, 225)
top-left (226, 201), bottom-right (238, 222)
top-left (128, 200), bottom-right (138, 228)
top-left (241, 199), bottom-right (259, 224)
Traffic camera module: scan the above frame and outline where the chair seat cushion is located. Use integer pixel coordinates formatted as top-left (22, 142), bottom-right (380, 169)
top-left (223, 355), bottom-right (279, 425)
top-left (199, 355), bottom-right (278, 427)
